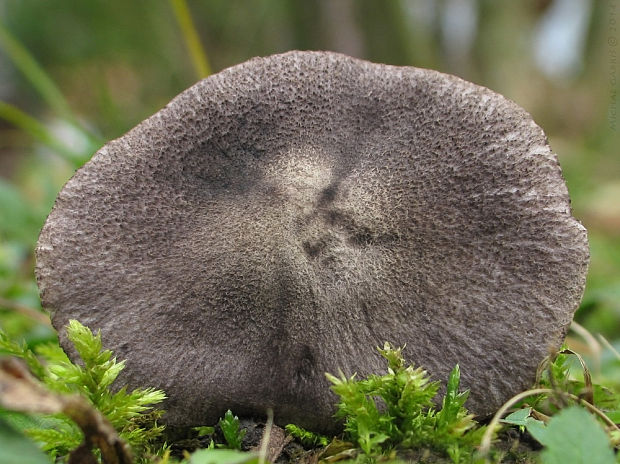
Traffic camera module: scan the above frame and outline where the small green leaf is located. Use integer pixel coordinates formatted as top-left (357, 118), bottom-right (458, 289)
top-left (0, 329), bottom-right (45, 378)
top-left (538, 406), bottom-right (615, 464)
top-left (501, 408), bottom-right (548, 442)
top-left (65, 320), bottom-right (103, 363)
top-left (5, 319), bottom-right (167, 459)
top-left (606, 410), bottom-right (620, 423)
top-left (0, 417), bottom-right (51, 464)
top-left (501, 408), bottom-right (533, 426)
top-left (437, 364), bottom-right (469, 428)
top-left (193, 425), bottom-right (215, 437)
top-left (219, 410), bottom-right (246, 450)
top-left (523, 418), bottom-right (548, 445)
top-left (327, 343), bottom-right (484, 460)
top-left (189, 449), bottom-right (258, 464)
top-left (285, 423), bottom-right (330, 447)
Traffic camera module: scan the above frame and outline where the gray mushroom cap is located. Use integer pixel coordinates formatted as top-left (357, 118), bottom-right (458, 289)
top-left (36, 51), bottom-right (589, 433)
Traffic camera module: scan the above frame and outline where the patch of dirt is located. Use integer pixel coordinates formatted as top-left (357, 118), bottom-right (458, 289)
top-left (166, 417), bottom-right (542, 463)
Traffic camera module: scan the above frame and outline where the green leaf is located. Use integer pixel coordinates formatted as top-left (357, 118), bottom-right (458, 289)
top-left (377, 342), bottom-right (405, 371)
top-left (327, 343), bottom-right (484, 460)
top-left (437, 364), bottom-right (468, 429)
top-left (501, 407), bottom-right (547, 442)
top-left (65, 320), bottom-right (104, 363)
top-left (0, 410), bottom-right (40, 431)
top-left (0, 179), bottom-right (44, 243)
top-left (0, 328), bottom-right (45, 378)
top-left (26, 418), bottom-right (83, 456)
top-left (7, 319), bottom-right (167, 460)
top-left (193, 425), bottom-right (215, 437)
top-left (285, 423), bottom-right (330, 447)
top-left (538, 407), bottom-right (615, 464)
top-left (0, 417), bottom-right (51, 464)
top-left (219, 410), bottom-right (246, 450)
top-left (189, 449), bottom-right (259, 464)
top-left (606, 410), bottom-right (620, 423)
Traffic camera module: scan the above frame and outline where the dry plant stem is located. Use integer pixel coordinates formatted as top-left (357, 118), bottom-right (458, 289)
top-left (597, 334), bottom-right (620, 361)
top-left (479, 388), bottom-right (620, 457)
top-left (571, 320), bottom-right (602, 354)
top-left (0, 357), bottom-right (133, 464)
top-left (64, 395), bottom-right (133, 464)
top-left (0, 297), bottom-right (52, 326)
top-left (258, 409), bottom-right (274, 464)
top-left (530, 409), bottom-right (551, 423)
top-left (571, 320), bottom-right (602, 373)
top-left (559, 348), bottom-right (593, 404)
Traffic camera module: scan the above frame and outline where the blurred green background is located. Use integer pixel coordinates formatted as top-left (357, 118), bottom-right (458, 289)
top-left (1, 0), bottom-right (618, 380)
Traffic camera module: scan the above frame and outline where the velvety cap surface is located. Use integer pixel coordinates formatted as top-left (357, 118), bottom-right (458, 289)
top-left (36, 51), bottom-right (589, 432)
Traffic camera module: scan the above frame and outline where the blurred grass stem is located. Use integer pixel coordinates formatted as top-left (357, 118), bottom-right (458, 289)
top-left (597, 334), bottom-right (620, 361)
top-left (0, 100), bottom-right (84, 166)
top-left (0, 21), bottom-right (72, 120)
top-left (169, 0), bottom-right (212, 79)
top-left (0, 21), bottom-right (101, 148)
top-left (0, 298), bottom-right (51, 327)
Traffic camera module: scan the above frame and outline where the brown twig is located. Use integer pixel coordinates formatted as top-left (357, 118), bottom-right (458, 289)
top-left (0, 357), bottom-right (133, 464)
top-left (559, 348), bottom-right (594, 405)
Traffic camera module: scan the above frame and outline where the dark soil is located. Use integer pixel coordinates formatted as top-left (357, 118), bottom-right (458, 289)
top-left (167, 417), bottom-right (542, 463)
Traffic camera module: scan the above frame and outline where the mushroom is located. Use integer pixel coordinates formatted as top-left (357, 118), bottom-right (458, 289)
top-left (36, 51), bottom-right (589, 433)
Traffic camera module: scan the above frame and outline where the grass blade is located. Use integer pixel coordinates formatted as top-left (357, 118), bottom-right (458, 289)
top-left (0, 100), bottom-right (84, 166)
top-left (0, 21), bottom-right (72, 120)
top-left (169, 0), bottom-right (212, 79)
top-left (0, 20), bottom-right (102, 147)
